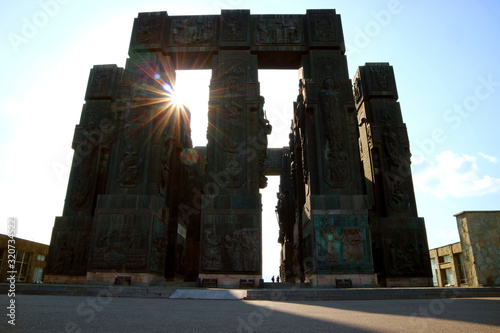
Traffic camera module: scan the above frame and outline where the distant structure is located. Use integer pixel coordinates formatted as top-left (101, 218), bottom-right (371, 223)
top-left (429, 211), bottom-right (500, 287)
top-left (429, 242), bottom-right (467, 287)
top-left (46, 9), bottom-right (432, 287)
top-left (456, 211), bottom-right (500, 286)
top-left (0, 234), bottom-right (49, 283)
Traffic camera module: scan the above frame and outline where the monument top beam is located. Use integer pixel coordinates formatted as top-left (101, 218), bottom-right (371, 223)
top-left (129, 9), bottom-right (345, 69)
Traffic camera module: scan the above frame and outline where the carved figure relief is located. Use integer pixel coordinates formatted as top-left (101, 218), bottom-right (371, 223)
top-left (318, 219), bottom-right (342, 262)
top-left (70, 112), bottom-right (102, 211)
top-left (370, 66), bottom-right (389, 90)
top-left (387, 239), bottom-right (427, 275)
top-left (159, 132), bottom-right (175, 197)
top-left (257, 95), bottom-right (272, 188)
top-left (172, 17), bottom-right (215, 45)
top-left (223, 152), bottom-right (242, 181)
top-left (135, 14), bottom-right (162, 43)
top-left (52, 232), bottom-right (75, 274)
top-left (116, 125), bottom-right (144, 188)
top-left (90, 69), bottom-right (111, 93)
top-left (91, 216), bottom-right (148, 271)
top-left (353, 76), bottom-right (362, 103)
top-left (222, 234), bottom-right (243, 271)
top-left (313, 17), bottom-right (335, 40)
top-left (202, 227), bottom-right (259, 272)
top-left (150, 235), bottom-right (167, 273)
top-left (342, 228), bottom-right (364, 262)
top-left (223, 15), bottom-right (244, 40)
top-left (234, 228), bottom-right (259, 271)
top-left (380, 111), bottom-right (410, 211)
top-left (202, 228), bottom-right (222, 270)
top-left (255, 18), bottom-right (303, 44)
top-left (319, 77), bottom-right (350, 186)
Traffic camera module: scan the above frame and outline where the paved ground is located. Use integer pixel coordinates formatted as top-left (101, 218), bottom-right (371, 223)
top-left (1, 294), bottom-right (500, 332)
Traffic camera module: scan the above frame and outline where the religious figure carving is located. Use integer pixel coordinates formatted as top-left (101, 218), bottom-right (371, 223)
top-left (342, 228), bottom-right (364, 262)
top-left (353, 76), bottom-right (362, 103)
top-left (70, 112), bottom-right (102, 211)
top-left (159, 133), bottom-right (175, 197)
top-left (254, 18), bottom-right (302, 44)
top-left (319, 78), bottom-right (349, 185)
top-left (234, 228), bottom-right (259, 271)
top-left (117, 139), bottom-right (143, 187)
top-left (52, 232), bottom-right (75, 274)
top-left (90, 69), bottom-right (111, 93)
top-left (223, 80), bottom-right (244, 120)
top-left (257, 96), bottom-right (272, 188)
top-left (370, 66), bottom-right (389, 90)
top-left (135, 14), bottom-right (161, 43)
top-left (172, 18), bottom-right (215, 45)
top-left (223, 15), bottom-right (244, 40)
top-left (313, 17), bottom-right (335, 40)
top-left (202, 228), bottom-right (222, 270)
top-left (318, 220), bottom-right (342, 262)
top-left (222, 234), bottom-right (243, 271)
top-left (380, 111), bottom-right (410, 211)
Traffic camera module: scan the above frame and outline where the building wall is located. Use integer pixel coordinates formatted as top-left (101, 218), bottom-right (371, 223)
top-left (429, 242), bottom-right (467, 287)
top-left (0, 234), bottom-right (49, 283)
top-left (456, 211), bottom-right (500, 286)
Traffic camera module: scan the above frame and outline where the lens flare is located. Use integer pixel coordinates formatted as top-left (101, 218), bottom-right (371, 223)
top-left (180, 148), bottom-right (199, 165)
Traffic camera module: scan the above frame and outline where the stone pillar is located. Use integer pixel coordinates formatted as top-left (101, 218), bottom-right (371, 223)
top-left (354, 63), bottom-right (432, 286)
top-left (298, 50), bottom-right (375, 286)
top-left (200, 46), bottom-right (264, 286)
top-left (46, 64), bottom-right (122, 283)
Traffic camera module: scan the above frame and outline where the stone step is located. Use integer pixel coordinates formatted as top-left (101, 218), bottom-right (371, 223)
top-left (2, 283), bottom-right (499, 301)
top-left (245, 287), bottom-right (500, 301)
top-left (261, 282), bottom-right (312, 289)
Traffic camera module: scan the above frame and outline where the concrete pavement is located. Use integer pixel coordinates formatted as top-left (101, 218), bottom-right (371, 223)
top-left (1, 294), bottom-right (499, 332)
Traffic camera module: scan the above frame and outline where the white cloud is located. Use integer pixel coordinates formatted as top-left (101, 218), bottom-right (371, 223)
top-left (436, 229), bottom-right (459, 241)
top-left (412, 150), bottom-right (500, 199)
top-left (479, 153), bottom-right (498, 163)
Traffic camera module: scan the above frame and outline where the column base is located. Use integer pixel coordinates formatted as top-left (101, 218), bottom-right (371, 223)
top-left (381, 277), bottom-right (433, 287)
top-left (44, 275), bottom-right (87, 284)
top-left (198, 273), bottom-right (261, 288)
top-left (307, 273), bottom-right (378, 287)
top-left (85, 272), bottom-right (166, 286)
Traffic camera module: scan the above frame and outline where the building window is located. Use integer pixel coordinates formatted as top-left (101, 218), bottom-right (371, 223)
top-left (438, 255), bottom-right (451, 263)
top-left (15, 251), bottom-right (31, 282)
top-left (430, 258), bottom-right (438, 286)
top-left (37, 254), bottom-right (45, 261)
top-left (32, 267), bottom-right (44, 283)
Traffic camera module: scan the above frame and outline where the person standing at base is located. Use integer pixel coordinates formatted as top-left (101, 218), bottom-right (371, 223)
top-left (271, 276), bottom-right (275, 283)
top-left (277, 276), bottom-right (280, 283)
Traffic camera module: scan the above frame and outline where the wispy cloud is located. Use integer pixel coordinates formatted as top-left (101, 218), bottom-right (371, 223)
top-left (479, 153), bottom-right (498, 163)
top-left (412, 151), bottom-right (500, 199)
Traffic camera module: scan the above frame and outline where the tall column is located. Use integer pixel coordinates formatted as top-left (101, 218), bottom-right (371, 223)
top-left (45, 64), bottom-right (122, 283)
top-left (297, 49), bottom-right (375, 286)
top-left (85, 12), bottom-right (192, 285)
top-left (354, 63), bottom-right (432, 286)
top-left (200, 45), bottom-right (265, 286)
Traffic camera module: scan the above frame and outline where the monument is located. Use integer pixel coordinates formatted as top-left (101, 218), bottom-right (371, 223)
top-left (46, 9), bottom-right (432, 287)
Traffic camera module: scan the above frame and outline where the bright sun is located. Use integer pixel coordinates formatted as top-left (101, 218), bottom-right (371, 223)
top-left (163, 82), bottom-right (185, 108)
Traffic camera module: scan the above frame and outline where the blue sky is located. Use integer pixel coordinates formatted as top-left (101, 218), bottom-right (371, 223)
top-left (1, 0), bottom-right (499, 279)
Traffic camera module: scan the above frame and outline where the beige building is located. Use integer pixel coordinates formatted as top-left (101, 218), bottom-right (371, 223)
top-left (455, 211), bottom-right (500, 286)
top-left (430, 211), bottom-right (500, 287)
top-left (0, 234), bottom-right (49, 283)
top-left (429, 242), bottom-right (468, 287)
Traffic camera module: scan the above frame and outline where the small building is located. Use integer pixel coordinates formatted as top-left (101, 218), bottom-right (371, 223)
top-left (455, 211), bottom-right (500, 286)
top-left (0, 234), bottom-right (49, 283)
top-left (429, 242), bottom-right (468, 287)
